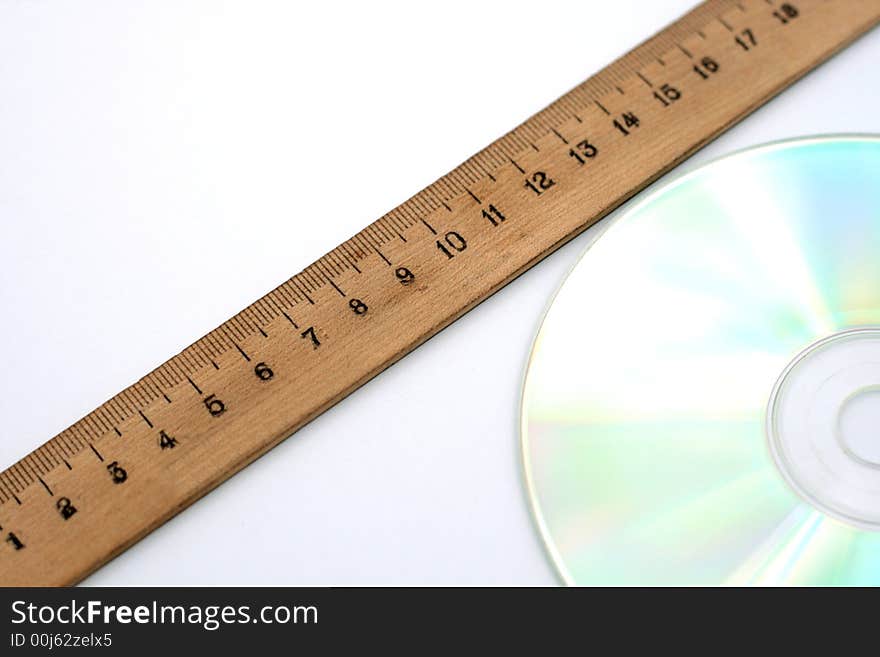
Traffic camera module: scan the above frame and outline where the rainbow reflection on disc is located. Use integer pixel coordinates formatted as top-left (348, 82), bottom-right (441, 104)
top-left (521, 136), bottom-right (880, 586)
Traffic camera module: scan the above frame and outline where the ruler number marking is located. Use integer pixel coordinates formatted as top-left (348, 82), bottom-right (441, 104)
top-left (395, 267), bottom-right (415, 285)
top-left (254, 362), bottom-right (275, 381)
top-left (612, 111), bottom-right (640, 137)
top-left (773, 3), bottom-right (799, 25)
top-left (203, 394), bottom-right (227, 417)
top-left (301, 326), bottom-right (321, 348)
top-left (734, 27), bottom-right (757, 51)
top-left (5, 532), bottom-right (25, 551)
top-left (652, 83), bottom-right (682, 107)
top-left (57, 497), bottom-right (78, 520)
top-left (436, 232), bottom-right (468, 259)
top-left (568, 139), bottom-right (599, 166)
top-left (481, 204), bottom-right (507, 227)
top-left (158, 430), bottom-right (179, 450)
top-left (348, 299), bottom-right (368, 315)
top-left (692, 56), bottom-right (720, 79)
top-left (106, 461), bottom-right (128, 485)
top-left (524, 171), bottom-right (556, 196)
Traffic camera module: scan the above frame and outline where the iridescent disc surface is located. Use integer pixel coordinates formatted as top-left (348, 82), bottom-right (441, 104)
top-left (521, 136), bottom-right (880, 585)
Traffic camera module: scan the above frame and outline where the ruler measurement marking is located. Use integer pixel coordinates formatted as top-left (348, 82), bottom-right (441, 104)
top-left (465, 189), bottom-right (482, 205)
top-left (1, 0), bottom-right (878, 584)
top-left (281, 311), bottom-right (299, 330)
top-left (550, 128), bottom-right (569, 144)
top-left (138, 410), bottom-right (153, 429)
top-left (185, 376), bottom-right (202, 396)
top-left (293, 283), bottom-right (315, 305)
top-left (87, 444), bottom-right (103, 463)
top-left (36, 477), bottom-right (52, 497)
top-left (327, 278), bottom-right (346, 298)
top-left (233, 343), bottom-right (251, 363)
top-left (374, 249), bottom-right (392, 266)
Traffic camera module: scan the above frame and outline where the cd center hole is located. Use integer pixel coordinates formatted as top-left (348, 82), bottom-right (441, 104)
top-left (838, 387), bottom-right (880, 465)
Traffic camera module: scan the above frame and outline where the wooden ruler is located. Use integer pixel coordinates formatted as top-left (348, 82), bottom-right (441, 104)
top-left (1, 0), bottom-right (878, 586)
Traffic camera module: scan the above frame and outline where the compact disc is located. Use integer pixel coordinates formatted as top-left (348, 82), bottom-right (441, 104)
top-left (521, 136), bottom-right (880, 585)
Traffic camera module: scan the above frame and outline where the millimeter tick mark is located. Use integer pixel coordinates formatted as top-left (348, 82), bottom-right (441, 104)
top-left (88, 443), bottom-right (104, 462)
top-left (138, 410), bottom-right (153, 428)
top-left (234, 342), bottom-right (251, 362)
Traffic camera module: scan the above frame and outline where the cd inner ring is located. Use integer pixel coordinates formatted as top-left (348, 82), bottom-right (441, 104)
top-left (837, 386), bottom-right (880, 466)
top-left (767, 327), bottom-right (880, 531)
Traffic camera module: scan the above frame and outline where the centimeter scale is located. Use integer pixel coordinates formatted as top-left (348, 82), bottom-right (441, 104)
top-left (1, 0), bottom-right (878, 585)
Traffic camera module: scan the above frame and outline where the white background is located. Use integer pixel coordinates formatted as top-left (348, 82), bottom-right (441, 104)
top-left (1, 1), bottom-right (878, 585)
